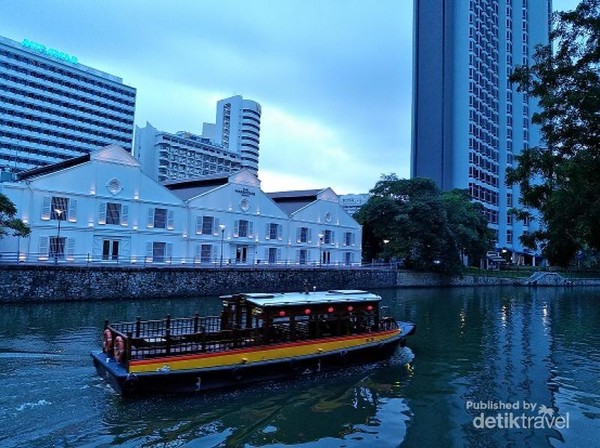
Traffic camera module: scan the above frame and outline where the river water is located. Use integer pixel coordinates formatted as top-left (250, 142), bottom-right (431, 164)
top-left (1, 287), bottom-right (599, 447)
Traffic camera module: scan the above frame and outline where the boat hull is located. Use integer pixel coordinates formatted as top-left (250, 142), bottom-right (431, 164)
top-left (91, 322), bottom-right (415, 397)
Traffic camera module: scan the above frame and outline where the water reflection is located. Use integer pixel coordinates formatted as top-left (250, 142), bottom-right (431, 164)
top-left (98, 356), bottom-right (413, 447)
top-left (378, 287), bottom-right (600, 447)
top-left (1, 287), bottom-right (599, 447)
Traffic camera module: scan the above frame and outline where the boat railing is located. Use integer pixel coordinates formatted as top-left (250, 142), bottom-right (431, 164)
top-left (125, 326), bottom-right (264, 360)
top-left (104, 313), bottom-right (399, 364)
top-left (109, 314), bottom-right (222, 340)
top-left (379, 317), bottom-right (398, 331)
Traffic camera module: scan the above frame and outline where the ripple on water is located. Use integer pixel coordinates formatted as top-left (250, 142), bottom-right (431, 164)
top-left (15, 399), bottom-right (52, 412)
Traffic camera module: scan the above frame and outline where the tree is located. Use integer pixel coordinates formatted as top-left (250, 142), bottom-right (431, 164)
top-left (355, 175), bottom-right (493, 275)
top-left (507, 0), bottom-right (600, 266)
top-left (442, 189), bottom-right (494, 267)
top-left (0, 193), bottom-right (30, 239)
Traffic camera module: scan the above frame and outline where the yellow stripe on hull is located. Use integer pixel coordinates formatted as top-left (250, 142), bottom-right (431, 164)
top-left (128, 330), bottom-right (399, 374)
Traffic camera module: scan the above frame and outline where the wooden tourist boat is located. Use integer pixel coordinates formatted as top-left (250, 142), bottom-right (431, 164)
top-left (91, 290), bottom-right (416, 396)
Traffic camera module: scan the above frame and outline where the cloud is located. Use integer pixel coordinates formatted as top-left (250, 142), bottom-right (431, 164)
top-left (0, 0), bottom-right (413, 194)
top-left (259, 105), bottom-right (393, 194)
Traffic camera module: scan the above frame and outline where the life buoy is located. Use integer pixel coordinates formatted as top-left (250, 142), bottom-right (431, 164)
top-left (113, 335), bottom-right (125, 363)
top-left (102, 329), bottom-right (113, 353)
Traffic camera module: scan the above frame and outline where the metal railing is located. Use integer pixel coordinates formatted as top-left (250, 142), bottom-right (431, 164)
top-left (0, 251), bottom-right (398, 270)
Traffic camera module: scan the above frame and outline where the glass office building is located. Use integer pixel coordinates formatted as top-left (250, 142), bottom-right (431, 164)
top-left (411, 0), bottom-right (551, 262)
top-left (0, 36), bottom-right (136, 173)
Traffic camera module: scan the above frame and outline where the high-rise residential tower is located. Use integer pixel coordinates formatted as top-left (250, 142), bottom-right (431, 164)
top-left (411, 0), bottom-right (551, 263)
top-left (0, 36), bottom-right (136, 173)
top-left (203, 95), bottom-right (261, 174)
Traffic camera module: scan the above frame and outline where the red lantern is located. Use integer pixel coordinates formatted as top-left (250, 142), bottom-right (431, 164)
top-left (304, 308), bottom-right (311, 315)
top-left (328, 307), bottom-right (334, 313)
top-left (367, 305), bottom-right (373, 311)
top-left (279, 310), bottom-right (286, 317)
top-left (347, 306), bottom-right (353, 312)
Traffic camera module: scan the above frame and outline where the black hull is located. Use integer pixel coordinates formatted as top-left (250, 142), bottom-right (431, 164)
top-left (92, 336), bottom-right (405, 397)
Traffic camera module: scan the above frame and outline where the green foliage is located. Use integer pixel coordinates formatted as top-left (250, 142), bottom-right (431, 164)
top-left (0, 193), bottom-right (30, 239)
top-left (355, 175), bottom-right (494, 276)
top-left (507, 0), bottom-right (600, 267)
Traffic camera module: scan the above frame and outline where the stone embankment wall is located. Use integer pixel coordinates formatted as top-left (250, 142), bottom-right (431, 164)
top-left (0, 265), bottom-right (398, 303)
top-left (1, 265), bottom-right (599, 303)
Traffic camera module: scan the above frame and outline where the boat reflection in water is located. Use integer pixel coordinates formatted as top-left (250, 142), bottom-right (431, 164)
top-left (91, 290), bottom-right (416, 396)
top-left (100, 347), bottom-right (416, 447)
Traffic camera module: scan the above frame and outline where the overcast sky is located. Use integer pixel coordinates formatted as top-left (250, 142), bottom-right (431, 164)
top-left (0, 0), bottom-right (582, 194)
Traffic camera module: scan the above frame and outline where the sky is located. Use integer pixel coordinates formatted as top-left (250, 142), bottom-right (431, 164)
top-left (0, 0), bottom-right (582, 195)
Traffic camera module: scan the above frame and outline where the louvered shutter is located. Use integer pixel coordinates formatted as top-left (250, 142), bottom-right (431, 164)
top-left (121, 205), bottom-right (129, 226)
top-left (66, 238), bottom-right (75, 260)
top-left (41, 197), bottom-right (51, 220)
top-left (38, 237), bottom-right (49, 260)
top-left (147, 208), bottom-right (154, 228)
top-left (145, 242), bottom-right (153, 262)
top-left (98, 202), bottom-right (106, 225)
top-left (167, 210), bottom-right (174, 230)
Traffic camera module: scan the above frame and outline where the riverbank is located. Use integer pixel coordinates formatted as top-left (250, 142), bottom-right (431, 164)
top-left (1, 264), bottom-right (599, 302)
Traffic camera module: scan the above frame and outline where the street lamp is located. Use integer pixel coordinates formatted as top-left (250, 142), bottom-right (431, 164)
top-left (219, 224), bottom-right (226, 267)
top-left (383, 239), bottom-right (390, 265)
top-left (318, 233), bottom-right (324, 267)
top-left (54, 208), bottom-right (63, 264)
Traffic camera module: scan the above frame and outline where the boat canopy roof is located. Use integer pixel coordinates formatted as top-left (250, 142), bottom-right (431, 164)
top-left (226, 290), bottom-right (382, 308)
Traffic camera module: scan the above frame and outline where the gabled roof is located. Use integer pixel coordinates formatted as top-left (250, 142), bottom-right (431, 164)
top-left (17, 145), bottom-right (139, 181)
top-left (165, 174), bottom-right (229, 201)
top-left (165, 170), bottom-right (260, 201)
top-left (17, 154), bottom-right (91, 181)
top-left (91, 144), bottom-right (140, 167)
top-left (267, 189), bottom-right (325, 216)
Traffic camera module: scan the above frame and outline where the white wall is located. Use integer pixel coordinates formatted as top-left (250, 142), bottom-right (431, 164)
top-left (0, 147), bottom-right (362, 266)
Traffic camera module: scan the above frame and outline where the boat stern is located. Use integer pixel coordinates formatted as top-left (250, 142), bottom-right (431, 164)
top-left (91, 351), bottom-right (130, 395)
top-left (397, 320), bottom-right (416, 346)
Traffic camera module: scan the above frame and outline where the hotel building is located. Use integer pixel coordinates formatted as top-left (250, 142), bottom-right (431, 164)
top-left (135, 95), bottom-right (261, 182)
top-left (411, 0), bottom-right (551, 263)
top-left (134, 122), bottom-right (242, 183)
top-left (0, 35), bottom-right (136, 173)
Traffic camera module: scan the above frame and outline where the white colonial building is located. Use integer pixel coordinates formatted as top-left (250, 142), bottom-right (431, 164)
top-left (165, 171), bottom-right (291, 265)
top-left (0, 145), bottom-right (362, 266)
top-left (269, 190), bottom-right (362, 266)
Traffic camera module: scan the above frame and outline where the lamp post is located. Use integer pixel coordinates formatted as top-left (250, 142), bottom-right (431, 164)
top-left (383, 239), bottom-right (390, 266)
top-left (54, 208), bottom-right (63, 264)
top-left (219, 224), bottom-right (226, 267)
top-left (318, 233), bottom-right (324, 267)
